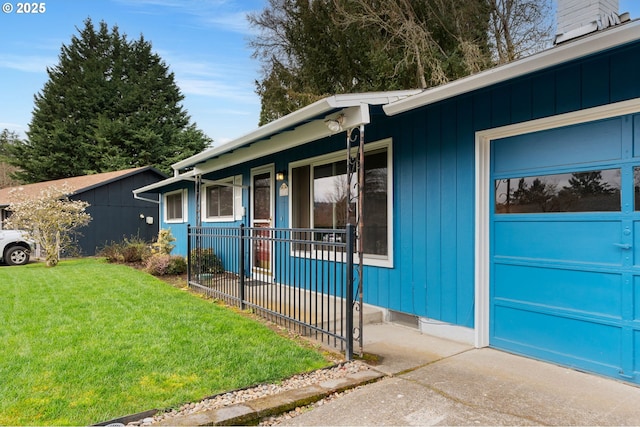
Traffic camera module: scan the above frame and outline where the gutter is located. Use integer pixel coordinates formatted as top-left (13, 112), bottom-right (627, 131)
top-left (133, 193), bottom-right (160, 204)
top-left (172, 90), bottom-right (421, 172)
top-left (132, 173), bottom-right (196, 197)
top-left (384, 19), bottom-right (640, 116)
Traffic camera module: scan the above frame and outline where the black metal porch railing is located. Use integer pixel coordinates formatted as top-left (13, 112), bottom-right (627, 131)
top-left (187, 224), bottom-right (358, 359)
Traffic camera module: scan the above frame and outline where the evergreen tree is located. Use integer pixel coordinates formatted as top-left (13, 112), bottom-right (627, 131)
top-left (249, 0), bottom-right (492, 124)
top-left (8, 18), bottom-right (211, 182)
top-left (0, 129), bottom-right (22, 188)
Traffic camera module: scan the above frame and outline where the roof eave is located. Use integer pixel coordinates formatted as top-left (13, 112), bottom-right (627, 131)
top-left (172, 90), bottom-right (421, 172)
top-left (384, 20), bottom-right (640, 116)
top-left (132, 172), bottom-right (196, 195)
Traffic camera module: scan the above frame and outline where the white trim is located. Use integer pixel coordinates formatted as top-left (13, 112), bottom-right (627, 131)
top-left (250, 164), bottom-right (275, 225)
top-left (418, 317), bottom-right (475, 345)
top-left (385, 20), bottom-right (640, 116)
top-left (201, 177), bottom-right (235, 223)
top-left (133, 173), bottom-right (195, 195)
top-left (163, 188), bottom-right (187, 224)
top-left (250, 164), bottom-right (275, 274)
top-left (474, 97), bottom-right (640, 349)
top-left (289, 138), bottom-right (394, 268)
top-left (233, 175), bottom-right (244, 221)
top-left (174, 91), bottom-right (420, 171)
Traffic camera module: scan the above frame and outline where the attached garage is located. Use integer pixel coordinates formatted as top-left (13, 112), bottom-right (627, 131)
top-left (480, 107), bottom-right (640, 384)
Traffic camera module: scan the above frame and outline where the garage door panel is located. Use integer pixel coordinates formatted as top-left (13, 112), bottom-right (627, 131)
top-left (635, 330), bottom-right (640, 374)
top-left (493, 117), bottom-right (622, 174)
top-left (634, 277), bottom-right (640, 320)
top-left (494, 264), bottom-right (623, 318)
top-left (493, 306), bottom-right (622, 369)
top-left (494, 220), bottom-right (621, 265)
top-left (490, 113), bottom-right (640, 384)
top-left (632, 221), bottom-right (640, 266)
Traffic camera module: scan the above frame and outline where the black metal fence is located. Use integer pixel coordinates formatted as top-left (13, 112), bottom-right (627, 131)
top-left (187, 224), bottom-right (357, 359)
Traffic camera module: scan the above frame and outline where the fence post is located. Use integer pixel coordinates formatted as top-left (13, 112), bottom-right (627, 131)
top-left (239, 224), bottom-right (246, 310)
top-left (187, 224), bottom-right (192, 286)
top-left (345, 223), bottom-right (355, 361)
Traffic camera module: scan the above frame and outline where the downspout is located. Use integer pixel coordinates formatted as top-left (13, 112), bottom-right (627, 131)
top-left (133, 193), bottom-right (161, 204)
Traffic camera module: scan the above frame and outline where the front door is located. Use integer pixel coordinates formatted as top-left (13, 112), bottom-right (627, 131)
top-left (251, 168), bottom-right (273, 276)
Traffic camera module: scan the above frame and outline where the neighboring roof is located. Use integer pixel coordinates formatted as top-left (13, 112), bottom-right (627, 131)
top-left (384, 19), bottom-right (640, 116)
top-left (0, 167), bottom-right (166, 207)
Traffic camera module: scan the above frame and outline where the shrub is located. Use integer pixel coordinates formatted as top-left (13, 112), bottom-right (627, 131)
top-left (145, 254), bottom-right (187, 276)
top-left (190, 248), bottom-right (224, 274)
top-left (99, 241), bottom-right (124, 263)
top-left (156, 228), bottom-right (176, 255)
top-left (167, 256), bottom-right (187, 275)
top-left (98, 236), bottom-right (151, 264)
top-left (121, 236), bottom-right (151, 263)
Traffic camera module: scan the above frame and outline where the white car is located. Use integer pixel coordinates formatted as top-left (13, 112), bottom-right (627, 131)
top-left (0, 230), bottom-right (33, 266)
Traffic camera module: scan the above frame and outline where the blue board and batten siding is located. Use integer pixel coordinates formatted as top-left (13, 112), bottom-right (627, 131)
top-left (383, 40), bottom-right (640, 329)
top-left (161, 40), bottom-right (640, 357)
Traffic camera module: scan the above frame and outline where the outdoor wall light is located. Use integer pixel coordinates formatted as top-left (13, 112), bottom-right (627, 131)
top-left (325, 114), bottom-right (345, 132)
top-left (139, 213), bottom-right (145, 219)
top-left (276, 170), bottom-right (287, 181)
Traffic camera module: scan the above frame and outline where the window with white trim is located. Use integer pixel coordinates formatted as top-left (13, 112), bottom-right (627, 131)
top-left (291, 139), bottom-right (393, 265)
top-left (202, 175), bottom-right (243, 222)
top-left (164, 189), bottom-right (186, 223)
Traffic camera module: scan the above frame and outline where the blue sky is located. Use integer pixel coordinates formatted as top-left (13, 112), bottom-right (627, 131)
top-left (1, 0), bottom-right (640, 147)
top-left (0, 0), bottom-right (265, 145)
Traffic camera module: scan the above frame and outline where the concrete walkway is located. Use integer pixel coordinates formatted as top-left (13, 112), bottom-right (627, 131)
top-left (280, 323), bottom-right (640, 426)
top-left (153, 322), bottom-right (640, 426)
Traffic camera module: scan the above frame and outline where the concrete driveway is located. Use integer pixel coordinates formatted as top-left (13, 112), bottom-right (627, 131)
top-left (279, 324), bottom-right (640, 426)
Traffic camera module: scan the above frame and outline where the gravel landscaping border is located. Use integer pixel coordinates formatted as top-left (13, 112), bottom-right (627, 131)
top-left (121, 361), bottom-right (371, 426)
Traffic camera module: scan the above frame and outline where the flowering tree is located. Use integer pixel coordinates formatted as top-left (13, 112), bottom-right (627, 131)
top-left (4, 184), bottom-right (91, 267)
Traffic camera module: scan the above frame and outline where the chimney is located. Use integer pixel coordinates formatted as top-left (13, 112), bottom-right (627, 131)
top-left (555, 0), bottom-right (629, 44)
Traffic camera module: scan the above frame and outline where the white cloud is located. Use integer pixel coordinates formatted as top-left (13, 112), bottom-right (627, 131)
top-left (113, 0), bottom-right (260, 35)
top-left (203, 11), bottom-right (258, 35)
top-left (0, 55), bottom-right (55, 73)
top-left (177, 77), bottom-right (257, 104)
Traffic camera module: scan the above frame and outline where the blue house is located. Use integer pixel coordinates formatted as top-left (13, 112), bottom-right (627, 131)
top-left (135, 4), bottom-right (640, 384)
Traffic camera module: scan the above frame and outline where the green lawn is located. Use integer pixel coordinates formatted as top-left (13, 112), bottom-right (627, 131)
top-left (0, 258), bottom-right (329, 425)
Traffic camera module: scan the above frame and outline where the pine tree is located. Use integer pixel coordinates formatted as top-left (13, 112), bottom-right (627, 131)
top-left (8, 18), bottom-right (211, 182)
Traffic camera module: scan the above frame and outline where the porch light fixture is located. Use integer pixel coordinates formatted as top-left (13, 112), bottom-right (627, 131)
top-left (325, 114), bottom-right (345, 132)
top-left (276, 170), bottom-right (287, 181)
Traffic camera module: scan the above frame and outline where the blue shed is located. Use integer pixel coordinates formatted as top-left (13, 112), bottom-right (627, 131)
top-left (135, 17), bottom-right (640, 384)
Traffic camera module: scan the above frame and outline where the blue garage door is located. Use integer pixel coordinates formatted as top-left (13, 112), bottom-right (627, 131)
top-left (491, 113), bottom-right (640, 384)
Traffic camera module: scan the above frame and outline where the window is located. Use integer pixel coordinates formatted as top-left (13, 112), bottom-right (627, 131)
top-left (634, 167), bottom-right (640, 211)
top-left (495, 169), bottom-right (621, 213)
top-left (202, 175), bottom-right (243, 222)
top-left (291, 139), bottom-right (392, 265)
top-left (204, 182), bottom-right (233, 220)
top-left (165, 190), bottom-right (186, 222)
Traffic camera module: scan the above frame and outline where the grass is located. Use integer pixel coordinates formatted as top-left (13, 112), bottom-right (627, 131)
top-left (0, 258), bottom-right (330, 425)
